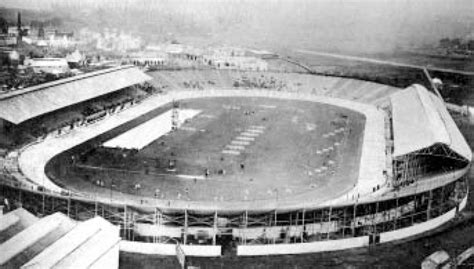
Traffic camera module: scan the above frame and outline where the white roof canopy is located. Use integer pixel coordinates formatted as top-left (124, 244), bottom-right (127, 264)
top-left (390, 84), bottom-right (471, 161)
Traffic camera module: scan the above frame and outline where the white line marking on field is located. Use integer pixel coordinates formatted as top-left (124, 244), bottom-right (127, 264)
top-left (176, 174), bottom-right (206, 180)
top-left (180, 126), bottom-right (197, 132)
top-left (236, 136), bottom-right (255, 141)
top-left (232, 140), bottom-right (251, 146)
top-left (226, 145), bottom-right (245, 151)
top-left (246, 129), bottom-right (265, 134)
top-left (222, 150), bottom-right (240, 155)
top-left (241, 132), bottom-right (260, 137)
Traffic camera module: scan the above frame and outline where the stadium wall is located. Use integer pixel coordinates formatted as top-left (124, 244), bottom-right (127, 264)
top-left (237, 236), bottom-right (369, 256)
top-left (379, 193), bottom-right (467, 244)
top-left (120, 241), bottom-right (222, 257)
top-left (0, 174), bottom-right (468, 256)
top-left (236, 193), bottom-right (467, 256)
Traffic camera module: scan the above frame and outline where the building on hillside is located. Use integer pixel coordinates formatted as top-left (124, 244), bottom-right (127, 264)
top-left (207, 46), bottom-right (247, 57)
top-left (128, 56), bottom-right (168, 67)
top-left (48, 32), bottom-right (75, 48)
top-left (246, 49), bottom-right (278, 59)
top-left (203, 55), bottom-right (268, 71)
top-left (24, 58), bottom-right (70, 74)
top-left (0, 34), bottom-right (17, 46)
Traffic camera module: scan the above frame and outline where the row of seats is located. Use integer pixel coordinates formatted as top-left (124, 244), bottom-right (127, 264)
top-left (147, 70), bottom-right (399, 105)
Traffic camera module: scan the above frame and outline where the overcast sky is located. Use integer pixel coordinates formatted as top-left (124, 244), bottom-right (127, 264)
top-left (2, 0), bottom-right (474, 52)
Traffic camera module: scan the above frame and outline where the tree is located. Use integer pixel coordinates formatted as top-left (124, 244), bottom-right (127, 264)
top-left (0, 17), bottom-right (8, 34)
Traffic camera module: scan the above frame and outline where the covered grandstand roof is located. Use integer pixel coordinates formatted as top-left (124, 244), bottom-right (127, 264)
top-left (390, 84), bottom-right (472, 161)
top-left (22, 217), bottom-right (120, 269)
top-left (0, 65), bottom-right (151, 124)
top-left (0, 212), bottom-right (76, 268)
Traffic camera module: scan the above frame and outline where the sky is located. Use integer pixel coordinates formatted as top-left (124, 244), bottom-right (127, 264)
top-left (2, 0), bottom-right (474, 52)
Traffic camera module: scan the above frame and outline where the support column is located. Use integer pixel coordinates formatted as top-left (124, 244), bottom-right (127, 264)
top-left (342, 207), bottom-right (346, 238)
top-left (393, 197), bottom-right (398, 230)
top-left (273, 210), bottom-right (277, 244)
top-left (67, 195), bottom-right (71, 217)
top-left (213, 211), bottom-right (218, 245)
top-left (94, 199), bottom-right (97, 217)
top-left (374, 201), bottom-right (379, 236)
top-left (183, 210), bottom-right (188, 245)
top-left (327, 207), bottom-right (332, 240)
top-left (427, 189), bottom-right (433, 220)
top-left (243, 210), bottom-right (248, 245)
top-left (123, 205), bottom-right (127, 240)
top-left (18, 189), bottom-right (22, 207)
top-left (352, 204), bottom-right (357, 237)
top-left (42, 191), bottom-right (45, 215)
top-left (301, 209), bottom-right (305, 242)
top-left (157, 209), bottom-right (163, 243)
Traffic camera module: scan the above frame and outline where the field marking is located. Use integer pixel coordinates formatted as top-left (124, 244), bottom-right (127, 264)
top-left (103, 109), bottom-right (201, 150)
top-left (176, 174), bottom-right (206, 180)
top-left (231, 140), bottom-right (251, 146)
top-left (246, 129), bottom-right (265, 134)
top-left (236, 136), bottom-right (255, 141)
top-left (222, 150), bottom-right (241, 155)
top-left (226, 145), bottom-right (245, 151)
top-left (241, 132), bottom-right (260, 137)
top-left (180, 126), bottom-right (197, 132)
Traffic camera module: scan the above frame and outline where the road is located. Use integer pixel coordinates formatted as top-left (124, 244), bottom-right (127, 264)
top-left (295, 49), bottom-right (474, 76)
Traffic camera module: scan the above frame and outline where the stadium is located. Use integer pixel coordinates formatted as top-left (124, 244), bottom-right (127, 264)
top-left (0, 65), bottom-right (471, 262)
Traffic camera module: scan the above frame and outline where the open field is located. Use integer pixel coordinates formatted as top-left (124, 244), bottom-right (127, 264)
top-left (47, 97), bottom-right (364, 204)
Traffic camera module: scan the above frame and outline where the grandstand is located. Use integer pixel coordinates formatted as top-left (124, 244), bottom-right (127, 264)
top-left (146, 69), bottom-right (399, 105)
top-left (0, 66), bottom-right (470, 260)
top-left (0, 65), bottom-right (152, 148)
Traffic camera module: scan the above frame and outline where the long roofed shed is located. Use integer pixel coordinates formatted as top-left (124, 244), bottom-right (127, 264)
top-left (0, 65), bottom-right (151, 125)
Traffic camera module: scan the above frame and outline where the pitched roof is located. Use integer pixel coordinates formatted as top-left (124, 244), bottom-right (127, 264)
top-left (390, 84), bottom-right (471, 161)
top-left (0, 65), bottom-right (151, 124)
